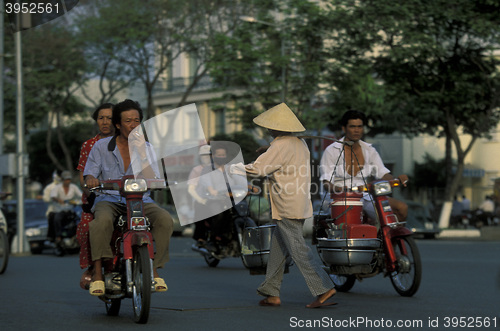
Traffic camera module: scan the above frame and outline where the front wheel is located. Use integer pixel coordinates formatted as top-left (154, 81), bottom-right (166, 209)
top-left (389, 236), bottom-right (422, 297)
top-left (330, 274), bottom-right (356, 292)
top-left (132, 245), bottom-right (152, 324)
top-left (0, 230), bottom-right (9, 274)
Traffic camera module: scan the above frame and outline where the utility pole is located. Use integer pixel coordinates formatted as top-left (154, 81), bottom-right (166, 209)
top-left (15, 7), bottom-right (27, 254)
top-left (0, 0), bottom-right (4, 193)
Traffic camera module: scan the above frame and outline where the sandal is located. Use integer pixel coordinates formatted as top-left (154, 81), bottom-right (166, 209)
top-left (89, 280), bottom-right (105, 296)
top-left (154, 277), bottom-right (168, 292)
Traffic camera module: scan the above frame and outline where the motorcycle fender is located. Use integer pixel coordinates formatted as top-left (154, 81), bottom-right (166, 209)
top-left (123, 232), bottom-right (154, 260)
top-left (382, 226), bottom-right (413, 272)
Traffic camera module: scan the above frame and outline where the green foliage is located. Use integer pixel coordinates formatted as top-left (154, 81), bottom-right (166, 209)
top-left (208, 0), bottom-right (331, 127)
top-left (325, 0), bottom-right (500, 138)
top-left (209, 131), bottom-right (260, 164)
top-left (27, 121), bottom-right (94, 185)
top-left (412, 154), bottom-right (448, 190)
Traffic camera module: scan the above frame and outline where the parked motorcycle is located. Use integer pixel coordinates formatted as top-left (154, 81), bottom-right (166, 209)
top-left (87, 176), bottom-right (167, 324)
top-left (0, 192), bottom-right (11, 274)
top-left (191, 185), bottom-right (280, 274)
top-left (314, 178), bottom-right (422, 297)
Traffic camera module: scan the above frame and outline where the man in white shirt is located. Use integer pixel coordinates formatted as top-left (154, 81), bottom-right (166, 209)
top-left (320, 110), bottom-right (408, 222)
top-left (50, 170), bottom-right (82, 242)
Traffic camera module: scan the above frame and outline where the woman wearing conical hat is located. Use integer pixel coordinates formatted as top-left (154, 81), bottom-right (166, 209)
top-left (235, 103), bottom-right (336, 308)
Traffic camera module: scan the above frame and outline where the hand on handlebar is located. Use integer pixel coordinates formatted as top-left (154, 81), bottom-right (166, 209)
top-left (85, 176), bottom-right (101, 191)
top-left (397, 175), bottom-right (409, 187)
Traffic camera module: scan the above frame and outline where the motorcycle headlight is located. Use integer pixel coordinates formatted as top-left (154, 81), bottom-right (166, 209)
top-left (373, 181), bottom-right (392, 196)
top-left (26, 227), bottom-right (42, 237)
top-left (124, 179), bottom-right (148, 193)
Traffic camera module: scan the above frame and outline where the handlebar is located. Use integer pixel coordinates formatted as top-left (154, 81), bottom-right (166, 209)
top-left (332, 178), bottom-right (407, 194)
top-left (87, 178), bottom-right (177, 192)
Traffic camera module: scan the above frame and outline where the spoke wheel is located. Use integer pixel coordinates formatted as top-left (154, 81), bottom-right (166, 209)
top-left (204, 254), bottom-right (220, 267)
top-left (389, 236), bottom-right (422, 297)
top-left (0, 230), bottom-right (9, 274)
top-left (330, 274), bottom-right (356, 292)
top-left (132, 246), bottom-right (152, 324)
top-left (105, 299), bottom-right (121, 316)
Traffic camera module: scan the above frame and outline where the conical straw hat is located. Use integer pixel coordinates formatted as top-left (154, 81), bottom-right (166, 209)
top-left (253, 103), bottom-right (306, 132)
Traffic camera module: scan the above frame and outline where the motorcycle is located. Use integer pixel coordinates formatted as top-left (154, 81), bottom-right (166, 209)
top-left (314, 178), bottom-right (422, 297)
top-left (191, 185), bottom-right (280, 274)
top-left (87, 175), bottom-right (167, 324)
top-left (0, 192), bottom-right (11, 274)
top-left (51, 200), bottom-right (81, 257)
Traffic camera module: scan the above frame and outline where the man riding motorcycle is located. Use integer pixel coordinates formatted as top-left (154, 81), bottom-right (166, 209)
top-left (50, 170), bottom-right (82, 244)
top-left (193, 142), bottom-right (255, 253)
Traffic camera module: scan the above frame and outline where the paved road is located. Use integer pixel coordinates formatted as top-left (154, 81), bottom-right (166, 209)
top-left (1, 237), bottom-right (499, 330)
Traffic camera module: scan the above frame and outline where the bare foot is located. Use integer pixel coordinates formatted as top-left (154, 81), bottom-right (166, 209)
top-left (306, 288), bottom-right (337, 308)
top-left (259, 296), bottom-right (281, 306)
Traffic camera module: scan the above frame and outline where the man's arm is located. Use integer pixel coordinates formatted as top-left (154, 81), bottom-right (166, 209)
top-left (381, 173), bottom-right (409, 186)
top-left (83, 140), bottom-right (103, 188)
top-left (244, 144), bottom-right (282, 177)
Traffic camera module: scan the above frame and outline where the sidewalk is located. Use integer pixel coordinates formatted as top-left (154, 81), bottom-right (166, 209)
top-left (437, 226), bottom-right (500, 240)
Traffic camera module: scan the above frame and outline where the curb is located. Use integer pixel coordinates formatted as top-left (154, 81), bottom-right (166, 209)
top-left (437, 226), bottom-right (500, 241)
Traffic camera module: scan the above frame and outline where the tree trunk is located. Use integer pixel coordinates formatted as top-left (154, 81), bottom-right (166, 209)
top-left (55, 106), bottom-right (74, 172)
top-left (46, 110), bottom-right (64, 172)
top-left (444, 133), bottom-right (453, 201)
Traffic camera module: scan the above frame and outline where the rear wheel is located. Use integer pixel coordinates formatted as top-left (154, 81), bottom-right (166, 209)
top-left (330, 274), bottom-right (356, 292)
top-left (389, 236), bottom-right (422, 297)
top-left (0, 230), bottom-right (9, 274)
top-left (132, 245), bottom-right (152, 324)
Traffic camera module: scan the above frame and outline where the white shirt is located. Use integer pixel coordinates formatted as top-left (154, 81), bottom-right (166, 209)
top-left (50, 183), bottom-right (82, 212)
top-left (42, 182), bottom-right (59, 216)
top-left (319, 138), bottom-right (390, 200)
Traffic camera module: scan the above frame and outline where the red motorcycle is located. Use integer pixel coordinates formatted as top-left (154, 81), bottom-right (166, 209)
top-left (87, 175), bottom-right (166, 324)
top-left (314, 178), bottom-right (422, 296)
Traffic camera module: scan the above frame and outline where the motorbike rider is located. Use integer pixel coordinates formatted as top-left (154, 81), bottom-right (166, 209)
top-left (319, 110), bottom-right (408, 222)
top-left (50, 170), bottom-right (82, 243)
top-left (187, 144), bottom-right (212, 247)
top-left (477, 195), bottom-right (495, 226)
top-left (43, 171), bottom-right (61, 241)
top-left (83, 99), bottom-right (173, 296)
top-left (76, 103), bottom-right (115, 281)
top-left (196, 142), bottom-right (253, 253)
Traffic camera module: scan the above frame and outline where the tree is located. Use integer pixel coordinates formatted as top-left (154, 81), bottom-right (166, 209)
top-left (27, 122), bottom-right (94, 184)
top-left (73, 1), bottom-right (133, 107)
top-left (21, 23), bottom-right (89, 174)
top-left (76, 0), bottom-right (253, 119)
top-left (208, 0), bottom-right (331, 134)
top-left (324, 0), bottom-right (500, 201)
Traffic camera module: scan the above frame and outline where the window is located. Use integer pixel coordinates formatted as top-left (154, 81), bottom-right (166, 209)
top-left (214, 108), bottom-right (225, 134)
